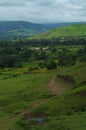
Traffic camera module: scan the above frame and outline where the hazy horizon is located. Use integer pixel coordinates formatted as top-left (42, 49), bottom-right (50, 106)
top-left (0, 0), bottom-right (86, 23)
top-left (0, 20), bottom-right (86, 24)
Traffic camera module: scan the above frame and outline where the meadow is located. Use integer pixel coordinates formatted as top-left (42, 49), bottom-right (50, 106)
top-left (0, 59), bottom-right (86, 130)
top-left (0, 67), bottom-right (56, 130)
top-left (0, 24), bottom-right (86, 130)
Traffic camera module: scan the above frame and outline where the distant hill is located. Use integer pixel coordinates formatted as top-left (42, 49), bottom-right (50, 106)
top-left (0, 21), bottom-right (86, 40)
top-left (34, 24), bottom-right (86, 39)
top-left (0, 21), bottom-right (47, 40)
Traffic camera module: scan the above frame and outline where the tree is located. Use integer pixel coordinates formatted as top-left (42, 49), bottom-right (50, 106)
top-left (39, 50), bottom-right (47, 60)
top-left (58, 50), bottom-right (76, 67)
top-left (46, 60), bottom-right (57, 70)
top-left (77, 46), bottom-right (86, 62)
top-left (0, 56), bottom-right (16, 69)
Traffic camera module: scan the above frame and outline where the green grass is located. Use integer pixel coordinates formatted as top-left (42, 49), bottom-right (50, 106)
top-left (0, 70), bottom-right (55, 113)
top-left (31, 85), bottom-right (86, 115)
top-left (0, 68), bottom-right (56, 130)
top-left (30, 112), bottom-right (86, 130)
top-left (11, 84), bottom-right (86, 130)
top-left (10, 61), bottom-right (86, 130)
top-left (12, 112), bottom-right (86, 130)
top-left (0, 60), bottom-right (86, 130)
top-left (57, 62), bottom-right (86, 86)
top-left (34, 24), bottom-right (86, 39)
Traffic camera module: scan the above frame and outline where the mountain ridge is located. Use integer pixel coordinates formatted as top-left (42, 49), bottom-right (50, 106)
top-left (32, 24), bottom-right (86, 39)
top-left (0, 21), bottom-right (86, 40)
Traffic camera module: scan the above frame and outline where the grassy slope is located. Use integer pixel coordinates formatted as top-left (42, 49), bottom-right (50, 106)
top-left (33, 24), bottom-right (86, 39)
top-left (11, 85), bottom-right (86, 130)
top-left (57, 62), bottom-right (86, 85)
top-left (0, 68), bottom-right (56, 130)
top-left (0, 62), bottom-right (86, 130)
top-left (10, 62), bottom-right (86, 130)
top-left (29, 62), bottom-right (86, 115)
top-left (0, 21), bottom-right (47, 40)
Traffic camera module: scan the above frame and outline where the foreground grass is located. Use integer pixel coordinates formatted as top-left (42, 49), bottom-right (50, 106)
top-left (0, 69), bottom-right (56, 130)
top-left (13, 112), bottom-right (86, 130)
top-left (0, 62), bottom-right (86, 130)
top-left (57, 62), bottom-right (86, 86)
top-left (12, 85), bottom-right (86, 130)
top-left (10, 62), bottom-right (86, 130)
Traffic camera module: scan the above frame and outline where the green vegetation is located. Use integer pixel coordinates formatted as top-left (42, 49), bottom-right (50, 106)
top-left (29, 24), bottom-right (86, 46)
top-left (0, 21), bottom-right (48, 40)
top-left (10, 64), bottom-right (86, 130)
top-left (0, 24), bottom-right (86, 130)
top-left (1, 21), bottom-right (85, 40)
top-left (35, 24), bottom-right (86, 39)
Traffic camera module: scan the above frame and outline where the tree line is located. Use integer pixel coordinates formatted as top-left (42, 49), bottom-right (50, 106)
top-left (0, 38), bottom-right (86, 69)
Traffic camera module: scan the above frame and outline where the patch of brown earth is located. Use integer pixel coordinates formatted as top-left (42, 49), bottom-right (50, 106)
top-left (47, 76), bottom-right (70, 95)
top-left (24, 113), bottom-right (47, 120)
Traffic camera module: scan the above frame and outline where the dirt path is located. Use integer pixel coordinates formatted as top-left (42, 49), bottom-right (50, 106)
top-left (47, 76), bottom-right (70, 95)
top-left (0, 76), bottom-right (70, 130)
top-left (0, 102), bottom-right (40, 130)
top-left (0, 99), bottom-right (53, 130)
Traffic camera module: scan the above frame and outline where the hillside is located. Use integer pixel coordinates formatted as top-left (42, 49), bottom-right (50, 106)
top-left (0, 21), bottom-right (86, 130)
top-left (34, 24), bottom-right (86, 39)
top-left (0, 21), bottom-right (86, 40)
top-left (0, 41), bottom-right (86, 130)
top-left (10, 62), bottom-right (86, 130)
top-left (0, 62), bottom-right (85, 130)
top-left (0, 21), bottom-right (47, 40)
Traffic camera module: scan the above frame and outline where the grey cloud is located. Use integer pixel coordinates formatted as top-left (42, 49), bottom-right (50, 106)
top-left (0, 0), bottom-right (86, 23)
top-left (0, 0), bottom-right (27, 6)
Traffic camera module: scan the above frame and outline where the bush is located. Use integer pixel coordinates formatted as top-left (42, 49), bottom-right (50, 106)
top-left (58, 50), bottom-right (76, 67)
top-left (46, 61), bottom-right (57, 70)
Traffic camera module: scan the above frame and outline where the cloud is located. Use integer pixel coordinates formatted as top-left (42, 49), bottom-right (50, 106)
top-left (0, 0), bottom-right (86, 23)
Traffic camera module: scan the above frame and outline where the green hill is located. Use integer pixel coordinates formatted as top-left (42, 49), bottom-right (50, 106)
top-left (0, 21), bottom-right (47, 40)
top-left (0, 21), bottom-right (86, 40)
top-left (34, 24), bottom-right (86, 39)
top-left (0, 23), bottom-right (86, 130)
top-left (0, 21), bottom-right (76, 40)
top-left (10, 62), bottom-right (86, 130)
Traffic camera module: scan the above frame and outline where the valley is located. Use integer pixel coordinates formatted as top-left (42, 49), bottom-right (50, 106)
top-left (0, 23), bottom-right (86, 130)
top-left (0, 21), bottom-right (86, 40)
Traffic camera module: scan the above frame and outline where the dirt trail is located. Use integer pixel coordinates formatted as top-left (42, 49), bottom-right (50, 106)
top-left (0, 76), bottom-right (70, 130)
top-left (47, 76), bottom-right (70, 95)
top-left (0, 101), bottom-right (44, 130)
top-left (0, 99), bottom-right (53, 130)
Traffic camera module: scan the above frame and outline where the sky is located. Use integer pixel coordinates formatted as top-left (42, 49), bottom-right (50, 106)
top-left (0, 0), bottom-right (86, 23)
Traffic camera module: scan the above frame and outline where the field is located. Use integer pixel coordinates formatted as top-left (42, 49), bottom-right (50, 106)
top-left (33, 24), bottom-right (86, 39)
top-left (0, 60), bottom-right (86, 130)
top-left (0, 24), bottom-right (86, 130)
top-left (0, 67), bottom-right (57, 130)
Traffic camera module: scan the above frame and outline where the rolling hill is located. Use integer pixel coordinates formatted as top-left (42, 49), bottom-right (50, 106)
top-left (0, 22), bottom-right (86, 129)
top-left (0, 21), bottom-right (47, 40)
top-left (0, 21), bottom-right (86, 40)
top-left (34, 24), bottom-right (86, 39)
